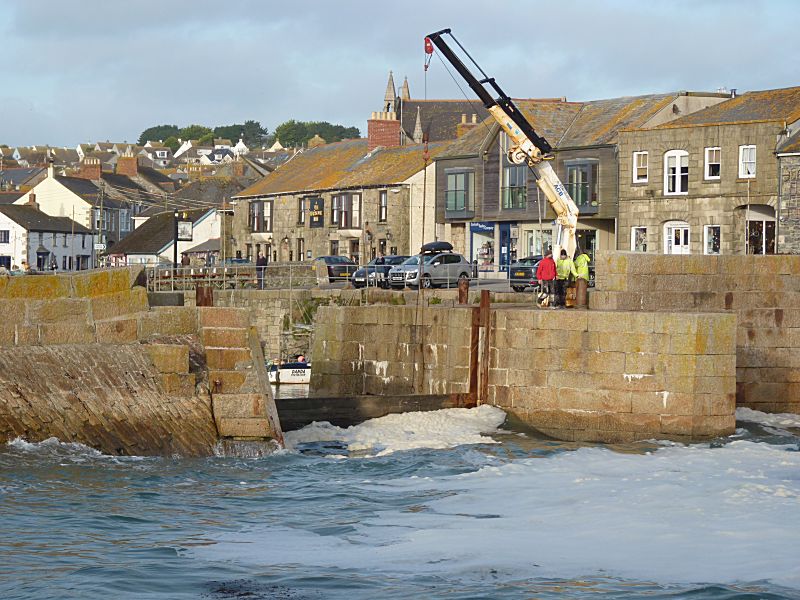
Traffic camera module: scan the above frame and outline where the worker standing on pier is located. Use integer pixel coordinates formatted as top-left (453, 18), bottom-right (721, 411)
top-left (536, 249), bottom-right (556, 308)
top-left (574, 246), bottom-right (591, 308)
top-left (555, 249), bottom-right (577, 309)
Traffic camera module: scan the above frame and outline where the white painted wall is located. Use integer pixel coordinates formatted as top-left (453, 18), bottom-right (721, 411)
top-left (20, 175), bottom-right (93, 229)
top-left (157, 210), bottom-right (221, 263)
top-left (405, 161), bottom-right (437, 252)
top-left (0, 213), bottom-right (92, 271)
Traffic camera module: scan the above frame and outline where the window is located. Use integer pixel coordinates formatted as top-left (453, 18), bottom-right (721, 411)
top-left (330, 240), bottom-right (339, 255)
top-left (298, 198), bottom-right (306, 225)
top-left (664, 150), bottom-right (689, 195)
top-left (245, 243), bottom-right (253, 262)
top-left (704, 225), bottom-right (721, 255)
top-left (296, 238), bottom-right (304, 262)
top-left (338, 194), bottom-right (361, 229)
top-left (62, 233), bottom-right (67, 247)
top-left (331, 196), bottom-right (340, 225)
top-left (248, 200), bottom-right (273, 232)
top-left (81, 233), bottom-right (86, 248)
top-left (631, 227), bottom-right (648, 252)
top-left (445, 170), bottom-right (474, 213)
top-left (739, 145), bottom-right (756, 178)
top-left (52, 233), bottom-right (57, 245)
top-left (0, 230), bottom-right (8, 244)
top-left (119, 209), bottom-right (131, 232)
top-left (502, 165), bottom-right (527, 209)
top-left (747, 220), bottom-right (775, 254)
top-left (632, 151), bottom-right (648, 183)
top-left (705, 147), bottom-right (721, 180)
top-left (62, 256), bottom-right (67, 270)
top-left (379, 190), bottom-right (388, 222)
top-left (566, 161), bottom-right (599, 207)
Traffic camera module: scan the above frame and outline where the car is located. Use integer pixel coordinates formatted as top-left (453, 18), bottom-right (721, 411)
top-left (351, 255), bottom-right (410, 288)
top-left (509, 255), bottom-right (543, 292)
top-left (388, 242), bottom-right (471, 289)
top-left (312, 255), bottom-right (358, 282)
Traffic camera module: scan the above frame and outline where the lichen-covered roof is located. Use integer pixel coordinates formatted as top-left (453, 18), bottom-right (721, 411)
top-left (658, 86), bottom-right (800, 128)
top-left (559, 94), bottom-right (675, 146)
top-left (438, 99), bottom-right (584, 158)
top-left (234, 139), bottom-right (451, 198)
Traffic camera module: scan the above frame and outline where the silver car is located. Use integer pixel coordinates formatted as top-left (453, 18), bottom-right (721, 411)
top-left (388, 251), bottom-right (472, 289)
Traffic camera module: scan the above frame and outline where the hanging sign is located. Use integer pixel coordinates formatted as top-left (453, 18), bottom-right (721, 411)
top-left (309, 197), bottom-right (324, 228)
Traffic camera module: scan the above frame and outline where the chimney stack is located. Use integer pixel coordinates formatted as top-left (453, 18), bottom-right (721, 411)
top-left (116, 152), bottom-right (138, 177)
top-left (27, 192), bottom-right (39, 210)
top-left (367, 111), bottom-right (401, 151)
top-left (76, 156), bottom-right (102, 180)
top-left (456, 114), bottom-right (479, 138)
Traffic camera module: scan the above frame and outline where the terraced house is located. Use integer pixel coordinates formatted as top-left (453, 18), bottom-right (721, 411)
top-left (231, 138), bottom-right (449, 263)
top-left (618, 86), bottom-right (800, 255)
top-left (433, 91), bottom-right (727, 270)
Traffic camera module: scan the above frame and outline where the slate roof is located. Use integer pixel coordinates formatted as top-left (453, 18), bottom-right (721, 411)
top-left (0, 204), bottom-right (90, 233)
top-left (234, 138), bottom-right (451, 198)
top-left (55, 175), bottom-right (101, 201)
top-left (778, 130), bottom-right (800, 154)
top-left (176, 177), bottom-right (253, 206)
top-left (107, 208), bottom-right (211, 256)
top-left (558, 94), bottom-right (675, 146)
top-left (658, 86), bottom-right (800, 128)
top-left (0, 191), bottom-right (26, 204)
top-left (0, 167), bottom-right (45, 187)
top-left (439, 99), bottom-right (584, 158)
top-left (398, 99), bottom-right (490, 142)
top-left (184, 237), bottom-right (220, 253)
top-left (137, 165), bottom-right (174, 185)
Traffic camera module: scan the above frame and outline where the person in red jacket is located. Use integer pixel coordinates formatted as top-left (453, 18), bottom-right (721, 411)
top-left (535, 248), bottom-right (556, 308)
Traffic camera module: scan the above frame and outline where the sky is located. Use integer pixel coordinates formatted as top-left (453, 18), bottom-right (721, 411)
top-left (1, 0), bottom-right (799, 148)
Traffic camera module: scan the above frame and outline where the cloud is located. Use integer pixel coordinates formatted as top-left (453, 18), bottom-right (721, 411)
top-left (1, 0), bottom-right (798, 147)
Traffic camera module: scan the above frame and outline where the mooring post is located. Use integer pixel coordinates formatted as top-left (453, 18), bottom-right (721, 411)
top-left (457, 274), bottom-right (469, 304)
top-left (196, 285), bottom-right (214, 307)
top-left (478, 290), bottom-right (491, 405)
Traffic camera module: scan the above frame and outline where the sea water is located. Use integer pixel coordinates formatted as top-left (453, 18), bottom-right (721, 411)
top-left (1, 406), bottom-right (799, 600)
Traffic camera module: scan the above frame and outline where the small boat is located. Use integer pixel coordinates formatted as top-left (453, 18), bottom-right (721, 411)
top-left (268, 362), bottom-right (311, 384)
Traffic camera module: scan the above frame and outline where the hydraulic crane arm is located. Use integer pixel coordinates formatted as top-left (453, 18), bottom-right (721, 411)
top-left (426, 28), bottom-right (579, 259)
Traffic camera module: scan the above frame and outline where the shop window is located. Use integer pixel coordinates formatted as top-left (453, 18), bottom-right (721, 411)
top-left (566, 161), bottom-right (598, 207)
top-left (747, 220), bottom-right (775, 254)
top-left (739, 145), bottom-right (756, 178)
top-left (704, 225), bottom-right (721, 255)
top-left (502, 165), bottom-right (527, 209)
top-left (633, 151), bottom-right (648, 183)
top-left (705, 147), bottom-right (721, 180)
top-left (664, 150), bottom-right (689, 195)
top-left (631, 227), bottom-right (648, 252)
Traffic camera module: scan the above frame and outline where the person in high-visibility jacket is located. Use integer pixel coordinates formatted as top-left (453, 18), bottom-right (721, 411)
top-left (554, 249), bottom-right (577, 308)
top-left (573, 247), bottom-right (591, 308)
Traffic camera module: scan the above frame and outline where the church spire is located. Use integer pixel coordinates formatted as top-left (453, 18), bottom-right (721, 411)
top-left (400, 76), bottom-right (410, 100)
top-left (413, 106), bottom-right (424, 144)
top-left (383, 71), bottom-right (396, 113)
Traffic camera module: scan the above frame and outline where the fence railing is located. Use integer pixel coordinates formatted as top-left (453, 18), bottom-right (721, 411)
top-left (142, 262), bottom-right (563, 293)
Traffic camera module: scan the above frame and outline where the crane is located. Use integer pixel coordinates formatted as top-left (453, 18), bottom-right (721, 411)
top-left (425, 28), bottom-right (579, 259)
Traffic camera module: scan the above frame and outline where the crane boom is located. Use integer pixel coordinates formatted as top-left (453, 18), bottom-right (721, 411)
top-left (426, 28), bottom-right (579, 259)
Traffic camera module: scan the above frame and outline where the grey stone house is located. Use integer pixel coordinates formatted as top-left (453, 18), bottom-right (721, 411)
top-left (618, 86), bottom-right (800, 255)
top-left (778, 130), bottom-right (800, 253)
top-left (433, 92), bottom-right (727, 269)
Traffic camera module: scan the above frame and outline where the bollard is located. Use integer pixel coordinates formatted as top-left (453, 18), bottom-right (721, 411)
top-left (458, 276), bottom-right (470, 304)
top-left (196, 285), bottom-right (214, 307)
top-left (575, 278), bottom-right (588, 308)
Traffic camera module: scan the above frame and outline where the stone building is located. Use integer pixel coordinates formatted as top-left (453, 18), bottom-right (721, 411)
top-left (433, 92), bottom-right (727, 268)
top-left (618, 86), bottom-right (800, 255)
top-left (778, 130), bottom-right (800, 253)
top-left (231, 138), bottom-right (451, 264)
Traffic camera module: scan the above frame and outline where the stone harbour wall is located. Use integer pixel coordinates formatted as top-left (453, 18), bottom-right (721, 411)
top-left (590, 252), bottom-right (800, 413)
top-left (0, 267), bottom-right (282, 455)
top-left (309, 304), bottom-right (737, 442)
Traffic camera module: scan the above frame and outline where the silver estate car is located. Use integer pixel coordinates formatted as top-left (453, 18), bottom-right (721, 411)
top-left (388, 243), bottom-right (471, 289)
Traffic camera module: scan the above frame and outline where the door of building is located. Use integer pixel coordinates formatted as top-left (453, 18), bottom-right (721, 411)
top-left (664, 221), bottom-right (690, 254)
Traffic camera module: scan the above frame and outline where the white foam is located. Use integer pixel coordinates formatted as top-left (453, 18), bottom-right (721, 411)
top-left (737, 407), bottom-right (800, 428)
top-left (6, 436), bottom-right (103, 456)
top-left (201, 435), bottom-right (800, 589)
top-left (285, 405), bottom-right (507, 456)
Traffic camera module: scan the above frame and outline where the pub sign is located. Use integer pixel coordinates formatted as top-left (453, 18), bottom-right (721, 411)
top-left (309, 197), bottom-right (324, 228)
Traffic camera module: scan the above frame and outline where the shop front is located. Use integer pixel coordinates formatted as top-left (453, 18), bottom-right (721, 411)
top-left (470, 221), bottom-right (494, 268)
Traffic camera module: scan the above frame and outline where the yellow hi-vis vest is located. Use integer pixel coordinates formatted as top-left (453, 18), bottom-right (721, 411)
top-left (574, 253), bottom-right (590, 280)
top-left (556, 257), bottom-right (577, 280)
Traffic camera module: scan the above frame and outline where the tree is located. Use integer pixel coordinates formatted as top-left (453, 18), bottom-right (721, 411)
top-left (198, 132), bottom-right (214, 146)
top-left (162, 136), bottom-right (180, 153)
top-left (273, 120), bottom-right (360, 147)
top-left (179, 124), bottom-right (212, 141)
top-left (241, 120), bottom-right (269, 147)
top-left (138, 124), bottom-right (179, 146)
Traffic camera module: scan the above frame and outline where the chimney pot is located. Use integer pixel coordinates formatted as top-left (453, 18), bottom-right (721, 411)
top-left (461, 113), bottom-right (467, 124)
top-left (472, 114), bottom-right (477, 124)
